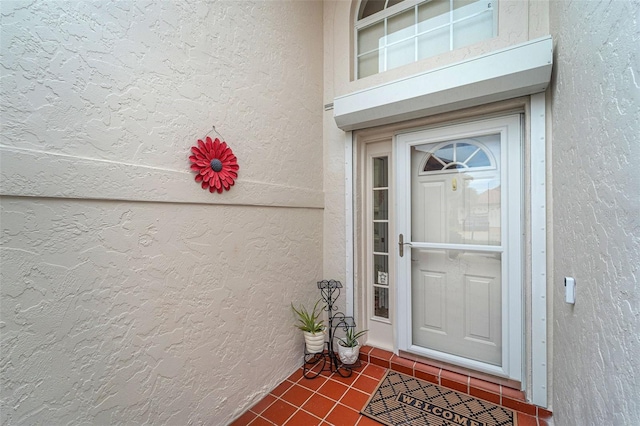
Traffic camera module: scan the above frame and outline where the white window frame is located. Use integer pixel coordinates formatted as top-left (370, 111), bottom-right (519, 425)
top-left (355, 0), bottom-right (498, 79)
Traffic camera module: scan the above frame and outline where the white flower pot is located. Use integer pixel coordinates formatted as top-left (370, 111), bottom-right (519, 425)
top-left (337, 341), bottom-right (361, 365)
top-left (304, 331), bottom-right (325, 353)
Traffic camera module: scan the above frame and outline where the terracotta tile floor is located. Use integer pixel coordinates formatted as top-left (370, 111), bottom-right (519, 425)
top-left (230, 359), bottom-right (552, 426)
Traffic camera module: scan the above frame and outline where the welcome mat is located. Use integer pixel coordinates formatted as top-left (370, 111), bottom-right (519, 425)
top-left (361, 371), bottom-right (517, 426)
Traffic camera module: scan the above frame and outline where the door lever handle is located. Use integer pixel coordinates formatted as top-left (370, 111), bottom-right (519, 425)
top-left (399, 234), bottom-right (412, 257)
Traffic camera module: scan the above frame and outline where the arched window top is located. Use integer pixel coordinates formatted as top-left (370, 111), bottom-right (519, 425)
top-left (355, 0), bottom-right (497, 79)
top-left (417, 137), bottom-right (497, 174)
top-left (358, 0), bottom-right (405, 20)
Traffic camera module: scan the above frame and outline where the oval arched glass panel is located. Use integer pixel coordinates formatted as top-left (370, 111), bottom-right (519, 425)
top-left (412, 134), bottom-right (501, 245)
top-left (424, 154), bottom-right (445, 171)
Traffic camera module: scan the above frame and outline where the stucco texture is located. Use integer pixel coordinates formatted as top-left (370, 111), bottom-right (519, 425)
top-left (550, 0), bottom-right (640, 424)
top-left (1, 1), bottom-right (324, 424)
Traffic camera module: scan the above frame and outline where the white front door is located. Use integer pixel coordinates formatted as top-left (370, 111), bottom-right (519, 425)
top-left (396, 115), bottom-right (523, 380)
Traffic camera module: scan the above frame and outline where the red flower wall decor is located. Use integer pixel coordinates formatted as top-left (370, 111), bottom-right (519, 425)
top-left (189, 136), bottom-right (239, 193)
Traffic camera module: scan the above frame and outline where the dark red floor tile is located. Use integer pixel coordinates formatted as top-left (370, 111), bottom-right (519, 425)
top-left (261, 399), bottom-right (297, 424)
top-left (361, 363), bottom-right (386, 379)
top-left (352, 374), bottom-right (380, 394)
top-left (284, 409), bottom-right (323, 425)
top-left (470, 377), bottom-right (500, 394)
top-left (538, 407), bottom-right (553, 419)
top-left (369, 348), bottom-right (393, 360)
top-left (250, 394), bottom-right (276, 415)
top-left (538, 418), bottom-right (552, 426)
top-left (301, 394), bottom-right (337, 419)
top-left (441, 377), bottom-right (468, 394)
top-left (339, 388), bottom-right (371, 411)
top-left (287, 368), bottom-right (304, 383)
top-left (440, 369), bottom-right (468, 384)
top-left (369, 356), bottom-right (390, 369)
top-left (415, 369), bottom-right (438, 384)
top-left (516, 412), bottom-right (538, 426)
top-left (390, 355), bottom-right (415, 375)
top-left (329, 370), bottom-right (361, 386)
top-left (324, 403), bottom-right (361, 426)
top-left (248, 416), bottom-right (273, 426)
top-left (318, 379), bottom-right (349, 401)
top-left (270, 380), bottom-right (294, 397)
top-left (469, 386), bottom-right (501, 405)
top-left (502, 385), bottom-right (526, 401)
top-left (502, 397), bottom-right (537, 416)
top-left (298, 375), bottom-right (329, 392)
top-left (281, 384), bottom-right (314, 407)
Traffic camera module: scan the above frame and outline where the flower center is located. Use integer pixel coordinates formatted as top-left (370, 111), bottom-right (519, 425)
top-left (210, 159), bottom-right (223, 172)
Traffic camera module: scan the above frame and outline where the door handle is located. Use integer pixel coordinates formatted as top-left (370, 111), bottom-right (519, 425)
top-left (399, 233), bottom-right (412, 257)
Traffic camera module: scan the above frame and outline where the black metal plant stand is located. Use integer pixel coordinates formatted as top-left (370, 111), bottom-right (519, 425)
top-left (303, 279), bottom-right (362, 379)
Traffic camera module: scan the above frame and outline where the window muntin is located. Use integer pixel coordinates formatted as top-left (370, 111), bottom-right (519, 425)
top-left (356, 0), bottom-right (497, 79)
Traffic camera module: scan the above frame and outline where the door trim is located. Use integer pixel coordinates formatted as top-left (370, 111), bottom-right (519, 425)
top-left (395, 115), bottom-right (523, 382)
top-left (529, 93), bottom-right (547, 407)
top-left (349, 97), bottom-right (549, 407)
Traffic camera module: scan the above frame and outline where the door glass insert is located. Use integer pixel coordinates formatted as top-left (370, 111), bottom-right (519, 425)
top-left (412, 135), bottom-right (501, 246)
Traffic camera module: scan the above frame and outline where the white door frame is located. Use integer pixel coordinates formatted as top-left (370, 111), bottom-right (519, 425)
top-left (395, 115), bottom-right (523, 381)
top-left (346, 96), bottom-right (549, 407)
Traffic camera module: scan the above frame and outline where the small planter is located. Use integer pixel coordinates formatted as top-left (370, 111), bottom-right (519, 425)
top-left (304, 331), bottom-right (326, 354)
top-left (337, 341), bottom-right (361, 365)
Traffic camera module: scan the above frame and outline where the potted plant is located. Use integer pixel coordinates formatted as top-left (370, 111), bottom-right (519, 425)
top-left (336, 328), bottom-right (367, 365)
top-left (291, 300), bottom-right (326, 353)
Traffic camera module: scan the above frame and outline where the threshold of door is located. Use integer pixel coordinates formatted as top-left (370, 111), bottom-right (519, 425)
top-left (358, 345), bottom-right (552, 420)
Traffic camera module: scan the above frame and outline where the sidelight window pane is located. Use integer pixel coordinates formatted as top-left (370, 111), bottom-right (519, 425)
top-left (374, 254), bottom-right (389, 285)
top-left (373, 222), bottom-right (388, 252)
top-left (373, 156), bottom-right (388, 187)
top-left (373, 189), bottom-right (388, 220)
top-left (374, 286), bottom-right (390, 318)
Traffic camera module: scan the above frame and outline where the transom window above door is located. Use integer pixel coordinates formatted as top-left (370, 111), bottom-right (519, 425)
top-left (417, 137), bottom-right (496, 173)
top-left (355, 0), bottom-right (498, 79)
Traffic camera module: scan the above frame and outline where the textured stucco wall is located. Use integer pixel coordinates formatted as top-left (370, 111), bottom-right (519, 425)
top-left (0, 1), bottom-right (323, 424)
top-left (550, 0), bottom-right (640, 424)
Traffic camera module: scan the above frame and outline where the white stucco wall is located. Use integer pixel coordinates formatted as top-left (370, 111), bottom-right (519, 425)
top-left (550, 0), bottom-right (640, 424)
top-left (0, 1), bottom-right (323, 424)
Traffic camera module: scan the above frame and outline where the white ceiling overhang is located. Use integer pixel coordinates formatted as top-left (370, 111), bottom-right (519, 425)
top-left (333, 36), bottom-right (553, 131)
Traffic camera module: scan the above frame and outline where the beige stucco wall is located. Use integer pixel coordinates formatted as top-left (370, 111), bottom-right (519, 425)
top-left (0, 1), bottom-right (323, 424)
top-left (549, 0), bottom-right (640, 424)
